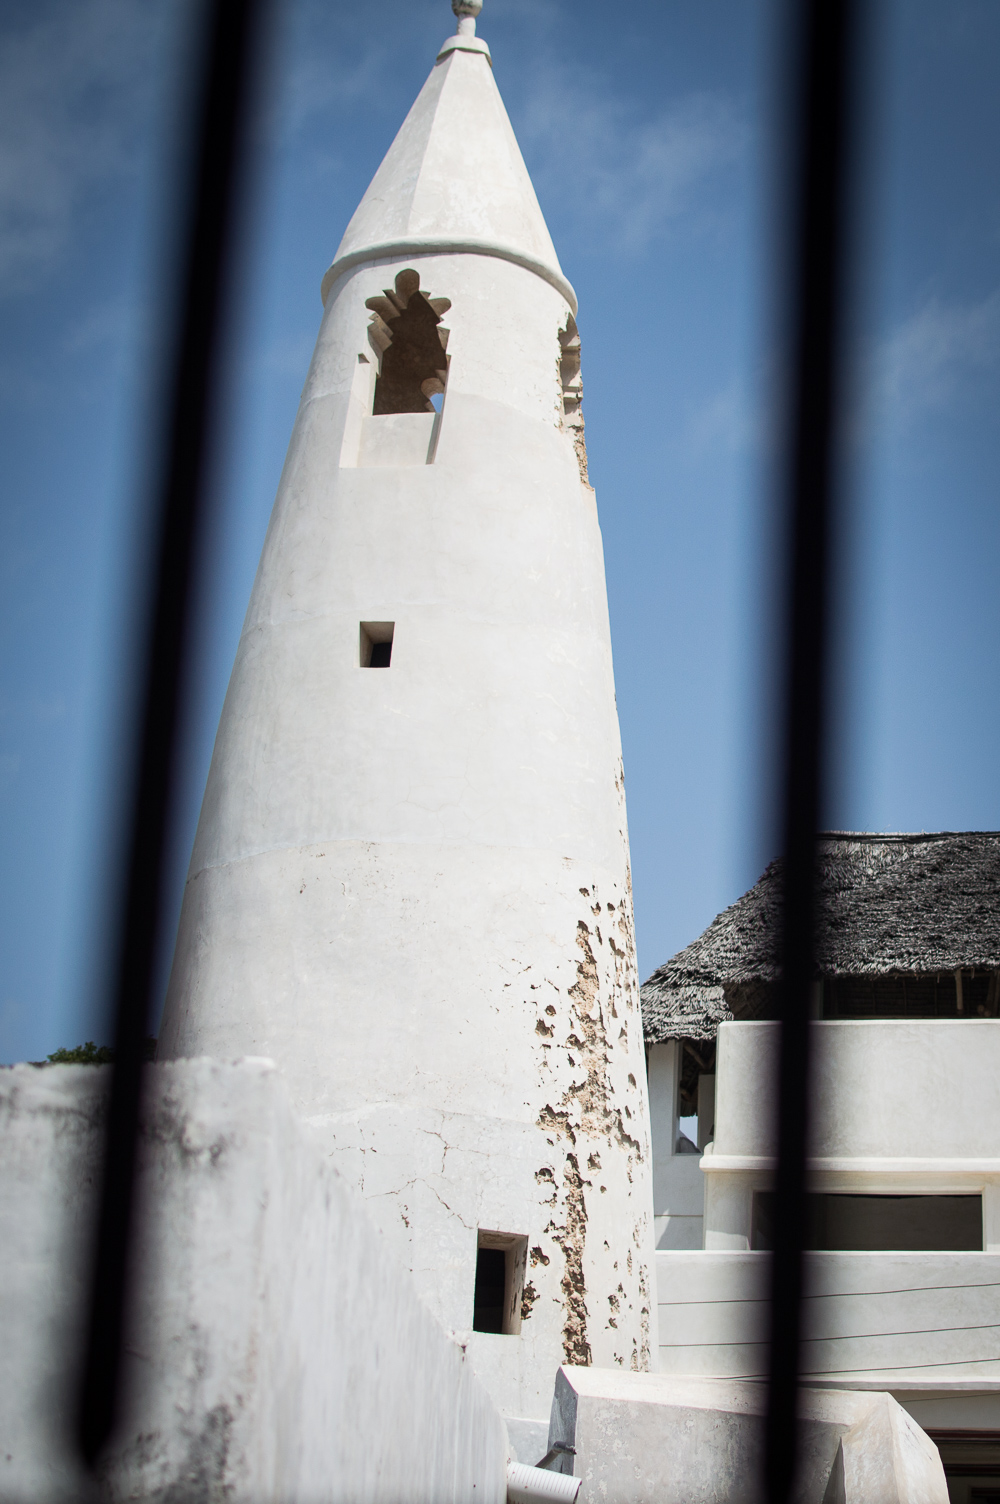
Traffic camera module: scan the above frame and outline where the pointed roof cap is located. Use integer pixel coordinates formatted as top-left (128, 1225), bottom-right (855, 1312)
top-left (321, 2), bottom-right (576, 312)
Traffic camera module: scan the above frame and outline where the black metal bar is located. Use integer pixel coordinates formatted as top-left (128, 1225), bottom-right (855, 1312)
top-left (77, 0), bottom-right (265, 1467)
top-left (764, 0), bottom-right (857, 1499)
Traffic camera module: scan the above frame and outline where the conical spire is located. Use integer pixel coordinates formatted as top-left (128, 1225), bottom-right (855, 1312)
top-left (321, 0), bottom-right (575, 311)
top-left (161, 0), bottom-right (655, 1426)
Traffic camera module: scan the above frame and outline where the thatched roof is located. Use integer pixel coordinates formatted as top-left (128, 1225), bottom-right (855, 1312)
top-left (642, 832), bottom-right (1000, 1044)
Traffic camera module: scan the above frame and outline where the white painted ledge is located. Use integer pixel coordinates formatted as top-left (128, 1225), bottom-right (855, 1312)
top-left (806, 1376), bottom-right (1000, 1394)
top-left (321, 238), bottom-right (578, 313)
top-left (702, 1155), bottom-right (1000, 1175)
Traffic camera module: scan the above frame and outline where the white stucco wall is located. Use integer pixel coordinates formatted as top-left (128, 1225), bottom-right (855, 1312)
top-left (656, 1249), bottom-right (1000, 1398)
top-left (0, 1061), bottom-right (508, 1504)
top-left (713, 1018), bottom-right (1000, 1162)
top-left (705, 1019), bottom-right (1000, 1250)
top-left (647, 1042), bottom-right (704, 1249)
top-left (328, 37), bottom-right (564, 288)
top-left (547, 1364), bottom-right (948, 1504)
top-left (158, 32), bottom-right (656, 1427)
top-left (660, 1019), bottom-right (1000, 1435)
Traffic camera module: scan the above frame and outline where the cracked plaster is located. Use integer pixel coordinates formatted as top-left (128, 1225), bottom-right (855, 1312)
top-left (157, 25), bottom-right (655, 1428)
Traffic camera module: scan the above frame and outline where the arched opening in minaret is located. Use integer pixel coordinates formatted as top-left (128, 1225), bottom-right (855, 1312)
top-left (365, 269), bottom-right (450, 414)
top-left (559, 314), bottom-right (589, 484)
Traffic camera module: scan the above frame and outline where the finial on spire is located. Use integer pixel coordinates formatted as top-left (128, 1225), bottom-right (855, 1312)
top-left (452, 0), bottom-right (482, 37)
top-left (437, 0), bottom-right (490, 66)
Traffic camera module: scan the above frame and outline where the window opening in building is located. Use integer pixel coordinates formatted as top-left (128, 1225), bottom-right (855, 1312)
top-left (365, 269), bottom-right (450, 414)
top-left (473, 1247), bottom-right (505, 1333)
top-left (723, 970), bottom-right (1000, 1021)
top-left (558, 314), bottom-right (588, 484)
top-left (822, 969), bottom-right (1000, 1019)
top-left (472, 1231), bottom-right (527, 1335)
top-left (931, 1438), bottom-right (1000, 1497)
top-left (677, 1038), bottom-right (715, 1152)
top-left (360, 621), bottom-right (393, 667)
top-left (751, 1192), bottom-right (983, 1251)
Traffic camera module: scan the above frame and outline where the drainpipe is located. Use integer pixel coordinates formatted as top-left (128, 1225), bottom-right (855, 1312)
top-left (507, 1460), bottom-right (582, 1503)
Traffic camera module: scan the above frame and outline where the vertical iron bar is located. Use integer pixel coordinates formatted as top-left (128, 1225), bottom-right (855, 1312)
top-left (765, 0), bottom-right (857, 1500)
top-left (77, 0), bottom-right (265, 1467)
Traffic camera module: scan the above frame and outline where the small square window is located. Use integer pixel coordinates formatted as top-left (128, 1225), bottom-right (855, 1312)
top-left (360, 621), bottom-right (394, 667)
top-left (472, 1230), bottom-right (527, 1335)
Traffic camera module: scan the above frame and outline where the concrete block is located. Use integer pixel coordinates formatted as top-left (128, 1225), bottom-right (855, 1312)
top-left (823, 1391), bottom-right (948, 1504)
top-left (507, 1416), bottom-right (551, 1465)
top-left (546, 1366), bottom-right (948, 1504)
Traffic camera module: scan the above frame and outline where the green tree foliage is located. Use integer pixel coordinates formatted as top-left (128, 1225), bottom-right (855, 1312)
top-left (40, 1039), bottom-right (157, 1065)
top-left (45, 1041), bottom-right (115, 1065)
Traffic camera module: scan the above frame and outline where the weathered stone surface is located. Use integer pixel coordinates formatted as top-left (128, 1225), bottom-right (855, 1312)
top-left (157, 10), bottom-right (655, 1427)
top-left (0, 1060), bottom-right (508, 1504)
top-left (547, 1366), bottom-right (948, 1504)
top-left (823, 1392), bottom-right (948, 1504)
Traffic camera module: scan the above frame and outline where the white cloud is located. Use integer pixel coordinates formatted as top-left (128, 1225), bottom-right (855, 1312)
top-left (268, 0), bottom-right (748, 258)
top-left (514, 68), bottom-right (747, 256)
top-left (269, 0), bottom-right (441, 148)
top-left (684, 380), bottom-right (759, 457)
top-left (875, 288), bottom-right (1000, 423)
top-left (0, 0), bottom-right (161, 292)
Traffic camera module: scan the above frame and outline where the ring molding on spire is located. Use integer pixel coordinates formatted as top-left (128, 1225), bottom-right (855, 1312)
top-left (436, 34), bottom-right (492, 63)
top-left (320, 237), bottom-right (578, 315)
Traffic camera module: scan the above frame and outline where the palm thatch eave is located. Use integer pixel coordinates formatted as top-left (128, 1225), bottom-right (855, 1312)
top-left (641, 831), bottom-right (1000, 1044)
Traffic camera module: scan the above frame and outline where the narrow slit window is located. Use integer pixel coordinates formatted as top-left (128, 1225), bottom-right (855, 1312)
top-left (360, 621), bottom-right (394, 667)
top-left (473, 1247), bottom-right (505, 1333)
top-left (472, 1231), bottom-right (527, 1335)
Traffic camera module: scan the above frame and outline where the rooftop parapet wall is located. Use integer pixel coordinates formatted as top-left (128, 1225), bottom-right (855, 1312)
top-left (656, 1250), bottom-right (1000, 1394)
top-left (0, 1060), bottom-right (508, 1504)
top-left (713, 1019), bottom-right (1000, 1165)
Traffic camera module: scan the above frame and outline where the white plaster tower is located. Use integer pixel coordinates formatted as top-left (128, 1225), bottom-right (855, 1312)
top-left (160, 0), bottom-right (655, 1433)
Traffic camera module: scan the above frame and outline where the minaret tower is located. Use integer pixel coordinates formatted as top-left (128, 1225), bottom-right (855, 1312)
top-left (160, 0), bottom-right (655, 1429)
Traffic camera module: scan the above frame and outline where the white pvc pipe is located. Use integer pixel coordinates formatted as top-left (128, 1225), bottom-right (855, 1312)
top-left (507, 1460), bottom-right (582, 1503)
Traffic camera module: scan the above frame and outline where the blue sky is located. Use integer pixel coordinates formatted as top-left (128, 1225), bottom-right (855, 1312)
top-left (1, 0), bottom-right (998, 1063)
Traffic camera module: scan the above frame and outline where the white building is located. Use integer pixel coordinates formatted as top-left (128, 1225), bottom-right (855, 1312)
top-left (158, 0), bottom-right (655, 1448)
top-left (643, 831), bottom-right (1000, 1503)
top-left (0, 8), bottom-right (971, 1497)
